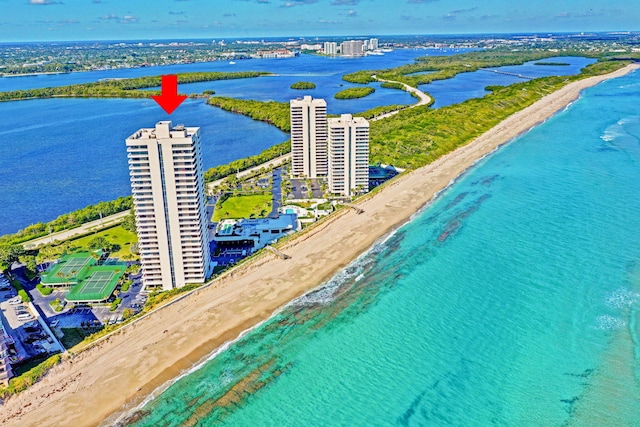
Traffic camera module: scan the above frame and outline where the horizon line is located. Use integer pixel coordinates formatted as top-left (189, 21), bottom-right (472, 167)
top-left (1, 30), bottom-right (638, 45)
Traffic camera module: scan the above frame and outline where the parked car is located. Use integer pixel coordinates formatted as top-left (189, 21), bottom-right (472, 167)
top-left (24, 334), bottom-right (45, 343)
top-left (24, 324), bottom-right (41, 333)
top-left (9, 298), bottom-right (22, 305)
top-left (17, 313), bottom-right (34, 321)
top-left (13, 305), bottom-right (27, 311)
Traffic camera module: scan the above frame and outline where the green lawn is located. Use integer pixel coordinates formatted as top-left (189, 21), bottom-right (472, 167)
top-left (59, 327), bottom-right (91, 349)
top-left (68, 224), bottom-right (138, 259)
top-left (213, 194), bottom-right (272, 221)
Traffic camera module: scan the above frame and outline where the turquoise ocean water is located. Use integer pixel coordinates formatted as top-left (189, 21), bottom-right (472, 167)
top-left (123, 70), bottom-right (640, 426)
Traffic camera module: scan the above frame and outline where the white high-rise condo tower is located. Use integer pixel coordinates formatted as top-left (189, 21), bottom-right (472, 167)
top-left (126, 121), bottom-right (211, 290)
top-left (328, 114), bottom-right (369, 197)
top-left (340, 40), bottom-right (364, 56)
top-left (324, 42), bottom-right (338, 55)
top-left (290, 96), bottom-right (328, 178)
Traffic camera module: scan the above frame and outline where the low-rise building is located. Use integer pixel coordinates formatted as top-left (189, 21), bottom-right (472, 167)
top-left (301, 44), bottom-right (322, 51)
top-left (0, 322), bottom-right (14, 386)
top-left (213, 214), bottom-right (300, 251)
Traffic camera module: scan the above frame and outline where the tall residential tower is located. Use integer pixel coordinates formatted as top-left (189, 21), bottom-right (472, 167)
top-left (340, 40), bottom-right (364, 56)
top-left (290, 96), bottom-right (328, 178)
top-left (328, 114), bottom-right (370, 197)
top-left (126, 121), bottom-right (211, 290)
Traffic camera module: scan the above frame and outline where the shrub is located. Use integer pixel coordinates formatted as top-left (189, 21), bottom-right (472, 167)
top-left (121, 280), bottom-right (132, 293)
top-left (0, 354), bottom-right (61, 399)
top-left (122, 307), bottom-right (135, 320)
top-left (36, 283), bottom-right (53, 296)
top-left (18, 289), bottom-right (31, 303)
top-left (49, 298), bottom-right (64, 312)
top-left (109, 297), bottom-right (122, 311)
top-left (144, 284), bottom-right (201, 313)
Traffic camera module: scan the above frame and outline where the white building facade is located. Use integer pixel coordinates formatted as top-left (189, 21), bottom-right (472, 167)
top-left (290, 96), bottom-right (328, 178)
top-left (323, 42), bottom-right (338, 55)
top-left (328, 114), bottom-right (370, 197)
top-left (340, 40), bottom-right (364, 56)
top-left (126, 121), bottom-right (211, 290)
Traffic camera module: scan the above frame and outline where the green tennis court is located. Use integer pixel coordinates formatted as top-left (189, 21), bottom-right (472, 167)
top-left (66, 266), bottom-right (124, 302)
top-left (40, 253), bottom-right (97, 286)
top-left (55, 255), bottom-right (93, 277)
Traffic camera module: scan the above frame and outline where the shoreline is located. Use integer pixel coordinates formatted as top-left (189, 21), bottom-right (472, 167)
top-left (1, 63), bottom-right (637, 427)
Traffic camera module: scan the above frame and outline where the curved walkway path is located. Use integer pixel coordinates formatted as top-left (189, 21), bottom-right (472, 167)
top-left (371, 75), bottom-right (432, 121)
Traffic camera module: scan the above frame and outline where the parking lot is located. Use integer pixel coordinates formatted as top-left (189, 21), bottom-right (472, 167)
top-left (0, 293), bottom-right (57, 363)
top-left (290, 178), bottom-right (324, 199)
top-left (14, 266), bottom-right (146, 337)
top-left (210, 241), bottom-right (254, 267)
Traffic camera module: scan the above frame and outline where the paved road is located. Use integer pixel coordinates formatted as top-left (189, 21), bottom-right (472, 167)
top-left (268, 167), bottom-right (284, 218)
top-left (23, 153), bottom-right (292, 249)
top-left (207, 152), bottom-right (292, 193)
top-left (371, 75), bottom-right (432, 121)
top-left (22, 210), bottom-right (130, 250)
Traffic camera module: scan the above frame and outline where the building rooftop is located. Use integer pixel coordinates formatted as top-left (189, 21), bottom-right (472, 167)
top-left (126, 120), bottom-right (198, 141)
top-left (215, 214), bottom-right (299, 239)
top-left (328, 114), bottom-right (369, 126)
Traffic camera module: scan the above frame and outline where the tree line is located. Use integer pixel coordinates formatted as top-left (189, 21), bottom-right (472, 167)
top-left (206, 97), bottom-right (291, 131)
top-left (342, 49), bottom-right (603, 88)
top-left (0, 71), bottom-right (271, 102)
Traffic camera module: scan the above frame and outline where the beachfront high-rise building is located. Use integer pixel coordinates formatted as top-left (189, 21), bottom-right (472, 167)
top-left (126, 121), bottom-right (211, 290)
top-left (328, 114), bottom-right (370, 197)
top-left (369, 38), bottom-right (379, 50)
top-left (324, 41), bottom-right (338, 55)
top-left (340, 40), bottom-right (364, 56)
top-left (290, 96), bottom-right (328, 178)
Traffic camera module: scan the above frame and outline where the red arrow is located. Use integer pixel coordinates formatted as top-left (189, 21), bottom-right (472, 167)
top-left (151, 75), bottom-right (187, 115)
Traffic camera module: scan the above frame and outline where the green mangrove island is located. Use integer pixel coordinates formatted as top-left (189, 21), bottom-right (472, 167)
top-left (334, 86), bottom-right (376, 99)
top-left (0, 71), bottom-right (271, 102)
top-left (290, 81), bottom-right (316, 90)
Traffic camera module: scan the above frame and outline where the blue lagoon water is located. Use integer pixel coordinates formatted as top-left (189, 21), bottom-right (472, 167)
top-left (125, 70), bottom-right (640, 426)
top-left (0, 50), bottom-right (592, 235)
top-left (425, 57), bottom-right (596, 108)
top-left (0, 49), bottom-right (462, 92)
top-left (0, 98), bottom-right (288, 235)
top-left (0, 49), bottom-right (459, 235)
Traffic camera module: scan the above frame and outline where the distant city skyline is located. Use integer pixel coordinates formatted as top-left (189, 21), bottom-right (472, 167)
top-left (1, 0), bottom-right (639, 42)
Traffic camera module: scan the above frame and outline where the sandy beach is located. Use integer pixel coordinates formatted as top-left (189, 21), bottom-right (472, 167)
top-left (1, 63), bottom-right (637, 427)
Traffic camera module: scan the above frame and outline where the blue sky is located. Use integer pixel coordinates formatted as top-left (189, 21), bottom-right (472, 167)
top-left (2, 0), bottom-right (639, 42)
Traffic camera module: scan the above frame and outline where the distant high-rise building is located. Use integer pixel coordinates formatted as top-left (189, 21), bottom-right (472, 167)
top-left (126, 121), bottom-right (211, 290)
top-left (328, 114), bottom-right (369, 197)
top-left (363, 40), bottom-right (370, 51)
top-left (369, 38), bottom-right (379, 50)
top-left (324, 41), bottom-right (338, 55)
top-left (340, 40), bottom-right (364, 56)
top-left (290, 96), bottom-right (328, 178)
